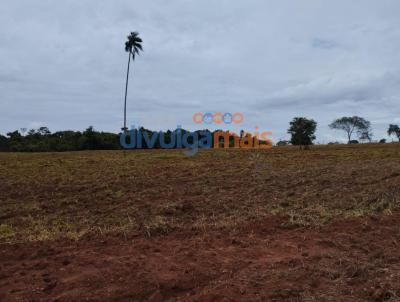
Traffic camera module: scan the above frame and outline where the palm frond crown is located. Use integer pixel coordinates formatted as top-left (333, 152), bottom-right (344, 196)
top-left (125, 32), bottom-right (143, 60)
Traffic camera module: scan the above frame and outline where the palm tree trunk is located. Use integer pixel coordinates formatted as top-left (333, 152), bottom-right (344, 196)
top-left (123, 52), bottom-right (132, 132)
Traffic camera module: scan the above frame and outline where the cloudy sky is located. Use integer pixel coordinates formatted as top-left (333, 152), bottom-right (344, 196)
top-left (1, 0), bottom-right (400, 143)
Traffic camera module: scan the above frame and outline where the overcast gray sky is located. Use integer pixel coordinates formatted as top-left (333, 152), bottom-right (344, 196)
top-left (1, 0), bottom-right (400, 143)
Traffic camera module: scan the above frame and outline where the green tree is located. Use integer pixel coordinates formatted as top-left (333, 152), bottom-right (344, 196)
top-left (37, 127), bottom-right (51, 135)
top-left (329, 116), bottom-right (371, 143)
top-left (6, 131), bottom-right (23, 151)
top-left (288, 117), bottom-right (317, 147)
top-left (388, 124), bottom-right (400, 141)
top-left (123, 32), bottom-right (143, 132)
top-left (0, 135), bottom-right (9, 151)
top-left (81, 126), bottom-right (100, 150)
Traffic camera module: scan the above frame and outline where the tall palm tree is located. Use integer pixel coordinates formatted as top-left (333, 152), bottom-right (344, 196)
top-left (123, 32), bottom-right (143, 132)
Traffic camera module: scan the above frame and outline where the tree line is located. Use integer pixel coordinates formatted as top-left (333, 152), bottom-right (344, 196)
top-left (283, 116), bottom-right (400, 146)
top-left (0, 116), bottom-right (399, 152)
top-left (0, 126), bottom-right (260, 152)
top-left (0, 127), bottom-right (121, 152)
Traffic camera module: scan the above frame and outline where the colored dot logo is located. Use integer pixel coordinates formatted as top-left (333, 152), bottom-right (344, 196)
top-left (192, 112), bottom-right (244, 125)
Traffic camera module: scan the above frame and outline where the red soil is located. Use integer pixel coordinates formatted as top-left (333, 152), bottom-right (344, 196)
top-left (1, 213), bottom-right (400, 301)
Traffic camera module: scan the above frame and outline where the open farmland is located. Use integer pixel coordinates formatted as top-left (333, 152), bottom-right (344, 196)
top-left (1, 144), bottom-right (400, 301)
